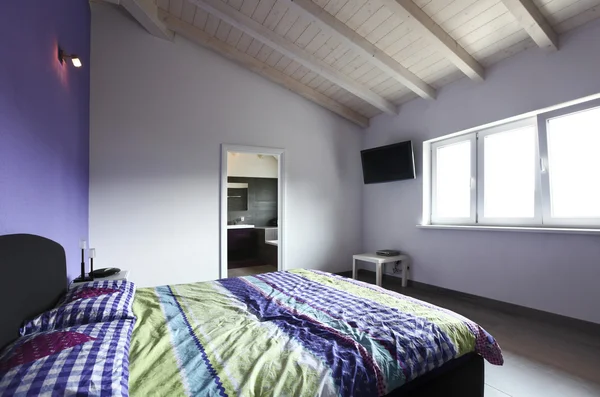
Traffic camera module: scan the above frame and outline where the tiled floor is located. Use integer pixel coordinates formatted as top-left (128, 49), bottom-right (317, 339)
top-left (355, 271), bottom-right (600, 397)
top-left (228, 264), bottom-right (277, 278)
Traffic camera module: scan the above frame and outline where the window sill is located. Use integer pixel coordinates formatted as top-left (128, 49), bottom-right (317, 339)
top-left (416, 224), bottom-right (600, 235)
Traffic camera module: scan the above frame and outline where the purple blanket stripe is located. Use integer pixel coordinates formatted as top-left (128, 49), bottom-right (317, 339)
top-left (219, 277), bottom-right (382, 397)
top-left (254, 272), bottom-right (408, 376)
top-left (257, 272), bottom-right (457, 379)
top-left (309, 270), bottom-right (504, 366)
top-left (239, 277), bottom-right (387, 396)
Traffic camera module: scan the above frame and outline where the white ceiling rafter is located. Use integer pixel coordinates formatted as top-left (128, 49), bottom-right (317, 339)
top-left (159, 10), bottom-right (370, 127)
top-left (287, 0), bottom-right (437, 100)
top-left (500, 0), bottom-right (559, 51)
top-left (185, 0), bottom-right (398, 115)
top-left (378, 0), bottom-right (485, 82)
top-left (120, 0), bottom-right (175, 40)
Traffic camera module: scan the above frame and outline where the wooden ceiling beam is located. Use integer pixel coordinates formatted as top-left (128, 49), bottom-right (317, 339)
top-left (287, 0), bottom-right (436, 100)
top-left (185, 0), bottom-right (398, 115)
top-left (159, 11), bottom-right (370, 127)
top-left (379, 0), bottom-right (485, 82)
top-left (121, 0), bottom-right (174, 41)
top-left (500, 0), bottom-right (558, 51)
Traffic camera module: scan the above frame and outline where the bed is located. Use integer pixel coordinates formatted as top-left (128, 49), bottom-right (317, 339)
top-left (0, 234), bottom-right (503, 396)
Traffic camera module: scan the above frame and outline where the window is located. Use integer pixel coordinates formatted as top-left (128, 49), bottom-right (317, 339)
top-left (477, 119), bottom-right (540, 225)
top-left (431, 136), bottom-right (475, 223)
top-left (428, 97), bottom-right (600, 229)
top-left (539, 101), bottom-right (600, 226)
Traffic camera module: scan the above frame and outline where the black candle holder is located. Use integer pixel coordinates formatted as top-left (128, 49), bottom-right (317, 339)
top-left (73, 247), bottom-right (93, 283)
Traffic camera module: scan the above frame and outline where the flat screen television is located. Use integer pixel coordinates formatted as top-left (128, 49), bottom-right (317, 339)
top-left (361, 141), bottom-right (415, 184)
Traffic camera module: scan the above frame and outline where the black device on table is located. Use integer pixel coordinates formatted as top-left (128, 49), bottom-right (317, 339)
top-left (376, 249), bottom-right (401, 257)
top-left (91, 267), bottom-right (121, 278)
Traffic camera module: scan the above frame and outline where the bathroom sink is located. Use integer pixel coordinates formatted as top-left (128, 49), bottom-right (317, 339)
top-left (227, 224), bottom-right (255, 229)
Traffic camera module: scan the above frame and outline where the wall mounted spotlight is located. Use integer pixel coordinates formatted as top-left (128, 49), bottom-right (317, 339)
top-left (58, 47), bottom-right (82, 68)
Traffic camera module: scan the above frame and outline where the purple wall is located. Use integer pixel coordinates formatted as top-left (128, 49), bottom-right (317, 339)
top-left (0, 1), bottom-right (90, 280)
top-left (363, 19), bottom-right (600, 324)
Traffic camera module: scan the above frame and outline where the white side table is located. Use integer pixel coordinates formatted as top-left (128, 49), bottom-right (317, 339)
top-left (353, 253), bottom-right (411, 287)
top-left (70, 270), bottom-right (130, 289)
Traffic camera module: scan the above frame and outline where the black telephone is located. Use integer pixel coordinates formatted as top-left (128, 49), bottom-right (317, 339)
top-left (91, 268), bottom-right (121, 278)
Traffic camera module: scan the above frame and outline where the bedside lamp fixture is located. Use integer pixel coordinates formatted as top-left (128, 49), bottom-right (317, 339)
top-left (79, 239), bottom-right (87, 280)
top-left (89, 248), bottom-right (96, 280)
top-left (58, 47), bottom-right (82, 68)
top-left (74, 239), bottom-right (93, 283)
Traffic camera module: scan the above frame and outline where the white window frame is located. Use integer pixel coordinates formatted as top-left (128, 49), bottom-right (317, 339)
top-left (537, 98), bottom-right (600, 228)
top-left (476, 117), bottom-right (543, 226)
top-left (431, 134), bottom-right (477, 225)
top-left (423, 93), bottom-right (600, 232)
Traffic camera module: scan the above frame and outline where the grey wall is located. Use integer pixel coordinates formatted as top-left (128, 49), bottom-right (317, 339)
top-left (228, 177), bottom-right (278, 227)
top-left (363, 19), bottom-right (600, 324)
top-left (90, 3), bottom-right (363, 287)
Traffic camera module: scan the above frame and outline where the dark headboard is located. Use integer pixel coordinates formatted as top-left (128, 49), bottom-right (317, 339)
top-left (0, 234), bottom-right (68, 350)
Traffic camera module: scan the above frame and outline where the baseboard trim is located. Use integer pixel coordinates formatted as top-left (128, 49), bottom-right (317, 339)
top-left (351, 269), bottom-right (600, 336)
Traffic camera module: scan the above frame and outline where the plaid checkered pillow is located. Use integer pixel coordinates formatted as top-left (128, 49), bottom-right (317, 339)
top-left (20, 280), bottom-right (136, 336)
top-left (0, 319), bottom-right (134, 396)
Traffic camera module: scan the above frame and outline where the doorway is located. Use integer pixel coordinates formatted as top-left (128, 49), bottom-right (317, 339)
top-left (220, 144), bottom-right (285, 279)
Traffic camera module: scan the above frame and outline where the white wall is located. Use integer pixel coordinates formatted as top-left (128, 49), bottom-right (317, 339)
top-left (90, 3), bottom-right (363, 287)
top-left (363, 19), bottom-right (600, 324)
top-left (227, 152), bottom-right (278, 178)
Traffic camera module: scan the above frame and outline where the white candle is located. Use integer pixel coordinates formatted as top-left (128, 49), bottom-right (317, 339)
top-left (89, 248), bottom-right (96, 258)
top-left (79, 239), bottom-right (87, 249)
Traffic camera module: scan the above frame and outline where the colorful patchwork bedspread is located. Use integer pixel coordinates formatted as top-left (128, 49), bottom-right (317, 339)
top-left (129, 269), bottom-right (503, 397)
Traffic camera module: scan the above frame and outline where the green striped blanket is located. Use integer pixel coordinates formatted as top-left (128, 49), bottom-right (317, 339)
top-left (129, 269), bottom-right (502, 396)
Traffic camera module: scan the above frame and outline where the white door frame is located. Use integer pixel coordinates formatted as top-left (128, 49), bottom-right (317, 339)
top-left (220, 144), bottom-right (285, 279)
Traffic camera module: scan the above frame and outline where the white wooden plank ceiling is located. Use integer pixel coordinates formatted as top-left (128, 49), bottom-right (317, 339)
top-left (105, 0), bottom-right (600, 126)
